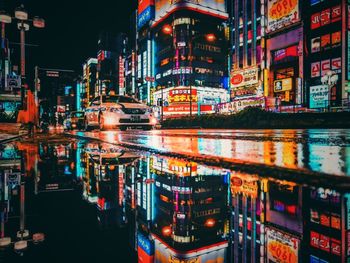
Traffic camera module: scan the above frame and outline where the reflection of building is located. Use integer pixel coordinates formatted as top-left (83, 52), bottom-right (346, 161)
top-left (304, 0), bottom-right (346, 110)
top-left (230, 172), bottom-right (265, 262)
top-left (82, 143), bottom-right (139, 228)
top-left (303, 187), bottom-right (343, 262)
top-left (151, 155), bottom-right (229, 252)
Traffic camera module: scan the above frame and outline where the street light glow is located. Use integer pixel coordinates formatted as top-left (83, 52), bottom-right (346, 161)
top-left (206, 34), bottom-right (216, 42)
top-left (162, 24), bottom-right (172, 35)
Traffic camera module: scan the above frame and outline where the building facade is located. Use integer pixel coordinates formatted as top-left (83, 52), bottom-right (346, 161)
top-left (136, 0), bottom-right (230, 117)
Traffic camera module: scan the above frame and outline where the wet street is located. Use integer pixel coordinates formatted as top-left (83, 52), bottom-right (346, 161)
top-left (0, 129), bottom-right (350, 262)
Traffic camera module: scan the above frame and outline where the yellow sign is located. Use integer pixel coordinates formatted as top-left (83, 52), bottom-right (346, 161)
top-left (230, 173), bottom-right (258, 198)
top-left (274, 78), bottom-right (293, 92)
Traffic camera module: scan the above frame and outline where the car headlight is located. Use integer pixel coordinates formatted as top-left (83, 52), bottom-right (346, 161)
top-left (109, 107), bottom-right (123, 113)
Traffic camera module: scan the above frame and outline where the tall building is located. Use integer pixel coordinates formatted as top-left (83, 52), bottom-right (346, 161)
top-left (136, 0), bottom-right (230, 117)
top-left (81, 58), bottom-right (97, 109)
top-left (226, 0), bottom-right (266, 113)
top-left (0, 24), bottom-right (21, 122)
top-left (304, 0), bottom-right (348, 110)
top-left (96, 32), bottom-right (128, 96)
top-left (265, 0), bottom-right (304, 110)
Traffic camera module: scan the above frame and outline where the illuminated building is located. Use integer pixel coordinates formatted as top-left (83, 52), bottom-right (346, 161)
top-left (96, 32), bottom-right (128, 96)
top-left (81, 58), bottom-right (97, 109)
top-left (227, 0), bottom-right (265, 113)
top-left (136, 0), bottom-right (230, 115)
top-left (265, 0), bottom-right (304, 110)
top-left (0, 27), bottom-right (21, 122)
top-left (304, 0), bottom-right (348, 110)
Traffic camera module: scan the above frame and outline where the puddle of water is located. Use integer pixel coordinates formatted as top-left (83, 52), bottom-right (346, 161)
top-left (0, 140), bottom-right (349, 262)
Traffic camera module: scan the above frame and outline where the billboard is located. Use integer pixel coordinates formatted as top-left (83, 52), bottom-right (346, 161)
top-left (230, 68), bottom-right (259, 89)
top-left (230, 173), bottom-right (259, 198)
top-left (267, 0), bottom-right (300, 32)
top-left (138, 232), bottom-right (154, 263)
top-left (138, 6), bottom-right (155, 29)
top-left (274, 78), bottom-right (293, 92)
top-left (266, 227), bottom-right (299, 263)
top-left (138, 0), bottom-right (154, 14)
top-left (310, 85), bottom-right (329, 109)
top-left (154, 0), bottom-right (227, 23)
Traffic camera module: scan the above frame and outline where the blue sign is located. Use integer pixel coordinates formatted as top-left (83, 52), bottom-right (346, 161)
top-left (310, 0), bottom-right (320, 6)
top-left (138, 6), bottom-right (154, 29)
top-left (137, 232), bottom-right (154, 255)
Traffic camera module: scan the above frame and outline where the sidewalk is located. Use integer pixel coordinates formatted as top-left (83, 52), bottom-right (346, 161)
top-left (0, 123), bottom-right (21, 143)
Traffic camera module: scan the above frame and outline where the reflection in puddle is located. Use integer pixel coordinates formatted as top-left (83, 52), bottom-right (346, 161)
top-left (0, 140), bottom-right (349, 262)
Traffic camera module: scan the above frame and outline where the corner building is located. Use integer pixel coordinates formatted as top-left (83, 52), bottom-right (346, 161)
top-left (137, 0), bottom-right (230, 117)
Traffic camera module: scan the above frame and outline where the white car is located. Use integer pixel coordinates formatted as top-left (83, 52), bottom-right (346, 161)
top-left (84, 95), bottom-right (157, 131)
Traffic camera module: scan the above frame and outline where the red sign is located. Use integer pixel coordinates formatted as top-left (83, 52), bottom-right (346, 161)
top-left (331, 238), bottom-right (341, 256)
top-left (230, 74), bottom-right (244, 85)
top-left (145, 76), bottom-right (155, 82)
top-left (138, 0), bottom-right (154, 15)
top-left (319, 234), bottom-right (330, 252)
top-left (331, 5), bottom-right (341, 23)
top-left (311, 13), bottom-right (320, 29)
top-left (310, 231), bottom-right (319, 248)
top-left (231, 177), bottom-right (243, 187)
top-left (321, 59), bottom-right (331, 76)
top-left (332, 57), bottom-right (341, 71)
top-left (273, 45), bottom-right (298, 62)
top-left (163, 104), bottom-right (213, 113)
top-left (138, 246), bottom-right (154, 263)
top-left (311, 62), bottom-right (320, 78)
top-left (320, 9), bottom-right (331, 26)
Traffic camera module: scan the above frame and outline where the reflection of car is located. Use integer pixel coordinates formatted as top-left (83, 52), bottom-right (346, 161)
top-left (64, 111), bottom-right (84, 130)
top-left (86, 143), bottom-right (140, 166)
top-left (84, 95), bottom-right (157, 131)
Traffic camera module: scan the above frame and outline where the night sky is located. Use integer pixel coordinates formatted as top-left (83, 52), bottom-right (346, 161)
top-left (2, 0), bottom-right (136, 74)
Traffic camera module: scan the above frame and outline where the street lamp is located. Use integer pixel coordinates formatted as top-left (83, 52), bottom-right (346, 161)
top-left (0, 4), bottom-right (45, 109)
top-left (321, 71), bottom-right (338, 112)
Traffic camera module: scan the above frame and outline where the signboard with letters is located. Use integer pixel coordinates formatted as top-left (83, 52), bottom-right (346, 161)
top-left (230, 68), bottom-right (258, 89)
top-left (267, 0), bottom-right (300, 32)
top-left (274, 78), bottom-right (293, 92)
top-left (266, 227), bottom-right (299, 263)
top-left (310, 85), bottom-right (329, 109)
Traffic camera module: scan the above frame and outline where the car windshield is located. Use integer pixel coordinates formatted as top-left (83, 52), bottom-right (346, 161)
top-left (71, 112), bottom-right (84, 117)
top-left (102, 96), bottom-right (139, 104)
